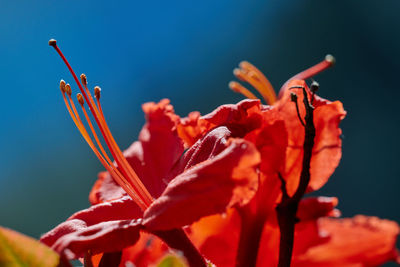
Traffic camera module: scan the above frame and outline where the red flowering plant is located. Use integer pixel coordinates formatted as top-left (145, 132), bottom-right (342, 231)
top-left (34, 39), bottom-right (399, 267)
top-left (179, 60), bottom-right (400, 267)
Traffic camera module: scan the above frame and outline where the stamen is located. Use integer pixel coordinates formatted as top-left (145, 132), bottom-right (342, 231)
top-left (310, 81), bottom-right (319, 105)
top-left (93, 91), bottom-right (154, 206)
top-left (239, 61), bottom-right (277, 104)
top-left (65, 83), bottom-right (72, 96)
top-left (94, 86), bottom-right (101, 100)
top-left (77, 93), bottom-right (84, 106)
top-left (62, 89), bottom-right (147, 210)
top-left (229, 81), bottom-right (258, 99)
top-left (77, 93), bottom-right (113, 167)
top-left (80, 73), bottom-right (87, 87)
top-left (60, 80), bottom-right (66, 93)
top-left (233, 68), bottom-right (277, 105)
top-left (50, 39), bottom-right (153, 209)
top-left (78, 78), bottom-right (153, 206)
top-left (75, 96), bottom-right (147, 209)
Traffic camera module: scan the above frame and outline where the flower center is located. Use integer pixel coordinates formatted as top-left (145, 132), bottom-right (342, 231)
top-left (49, 39), bottom-right (153, 211)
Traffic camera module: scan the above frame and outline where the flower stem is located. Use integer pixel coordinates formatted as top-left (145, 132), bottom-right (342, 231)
top-left (277, 86), bottom-right (316, 267)
top-left (154, 228), bottom-right (207, 267)
top-left (276, 200), bottom-right (297, 267)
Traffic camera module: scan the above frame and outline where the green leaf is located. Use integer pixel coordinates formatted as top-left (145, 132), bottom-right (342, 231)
top-left (157, 254), bottom-right (188, 267)
top-left (0, 226), bottom-right (60, 267)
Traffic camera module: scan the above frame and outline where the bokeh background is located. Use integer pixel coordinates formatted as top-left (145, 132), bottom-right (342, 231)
top-left (1, 0), bottom-right (399, 265)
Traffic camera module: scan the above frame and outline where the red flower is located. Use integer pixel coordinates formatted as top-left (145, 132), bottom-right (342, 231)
top-left (44, 40), bottom-right (399, 267)
top-left (190, 197), bottom-right (400, 267)
top-left (177, 58), bottom-right (399, 266)
top-left (42, 40), bottom-right (261, 266)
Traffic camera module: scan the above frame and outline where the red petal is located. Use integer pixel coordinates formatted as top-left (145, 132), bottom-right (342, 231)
top-left (276, 80), bottom-right (346, 195)
top-left (189, 209), bottom-right (241, 267)
top-left (245, 120), bottom-right (287, 176)
top-left (41, 196), bottom-right (142, 254)
top-left (293, 216), bottom-right (400, 267)
top-left (68, 196), bottom-right (142, 225)
top-left (177, 99), bottom-right (264, 146)
top-left (51, 219), bottom-right (142, 259)
top-left (256, 216), bottom-right (329, 267)
top-left (119, 233), bottom-right (169, 267)
top-left (256, 221), bottom-right (281, 267)
top-left (89, 171), bottom-right (126, 205)
top-left (297, 197), bottom-right (340, 221)
top-left (170, 126), bottom-right (232, 177)
top-left (89, 99), bottom-right (184, 203)
top-left (142, 137), bottom-right (261, 230)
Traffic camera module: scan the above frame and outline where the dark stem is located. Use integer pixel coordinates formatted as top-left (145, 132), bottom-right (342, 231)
top-left (83, 251), bottom-right (94, 267)
top-left (276, 201), bottom-right (297, 267)
top-left (99, 251), bottom-right (123, 267)
top-left (235, 209), bottom-right (267, 267)
top-left (154, 228), bottom-right (207, 267)
top-left (277, 86), bottom-right (315, 267)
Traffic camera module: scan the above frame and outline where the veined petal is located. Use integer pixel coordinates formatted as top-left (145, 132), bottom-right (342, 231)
top-left (119, 233), bottom-right (169, 267)
top-left (170, 126), bottom-right (232, 177)
top-left (89, 171), bottom-right (127, 205)
top-left (189, 209), bottom-right (241, 267)
top-left (89, 99), bottom-right (184, 203)
top-left (245, 120), bottom-right (287, 176)
top-left (68, 196), bottom-right (142, 225)
top-left (51, 219), bottom-right (142, 259)
top-left (41, 196), bottom-right (142, 253)
top-left (142, 138), bottom-right (261, 230)
top-left (297, 197), bottom-right (340, 221)
top-left (131, 99), bottom-right (184, 197)
top-left (276, 80), bottom-right (346, 195)
top-left (177, 99), bottom-right (264, 146)
top-left (293, 216), bottom-right (400, 267)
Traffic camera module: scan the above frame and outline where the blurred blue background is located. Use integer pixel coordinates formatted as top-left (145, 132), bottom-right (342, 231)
top-left (0, 0), bottom-right (399, 263)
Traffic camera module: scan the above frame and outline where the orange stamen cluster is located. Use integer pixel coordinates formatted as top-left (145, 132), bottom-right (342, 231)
top-left (50, 39), bottom-right (153, 211)
top-left (230, 55), bottom-right (336, 104)
top-left (230, 61), bottom-right (277, 104)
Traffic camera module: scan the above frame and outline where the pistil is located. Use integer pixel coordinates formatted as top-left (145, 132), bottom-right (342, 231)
top-left (279, 55), bottom-right (335, 97)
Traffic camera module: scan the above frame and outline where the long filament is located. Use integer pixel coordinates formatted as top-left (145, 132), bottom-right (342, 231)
top-left (50, 40), bottom-right (153, 209)
top-left (60, 91), bottom-right (147, 210)
top-left (238, 61), bottom-right (277, 104)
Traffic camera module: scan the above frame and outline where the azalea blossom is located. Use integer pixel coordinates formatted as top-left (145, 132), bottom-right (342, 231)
top-left (177, 59), bottom-right (400, 267)
top-left (42, 39), bottom-right (399, 267)
top-left (42, 40), bottom-right (260, 267)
